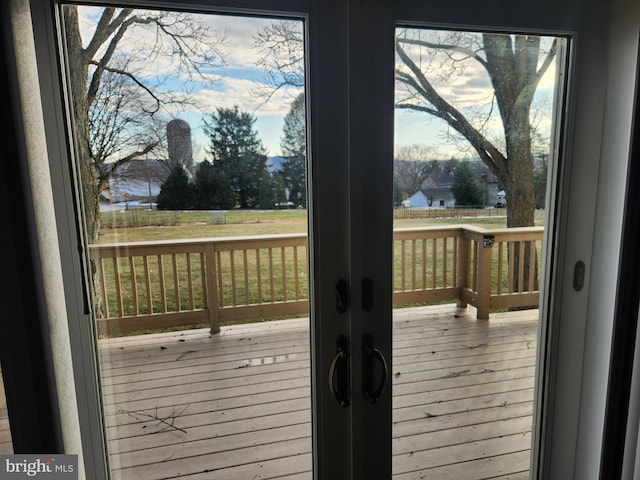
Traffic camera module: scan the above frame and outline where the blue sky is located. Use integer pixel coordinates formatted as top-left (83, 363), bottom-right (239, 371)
top-left (78, 7), bottom-right (559, 162)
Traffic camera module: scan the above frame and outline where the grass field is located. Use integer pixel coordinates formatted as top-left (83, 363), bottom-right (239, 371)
top-left (97, 207), bottom-right (545, 243)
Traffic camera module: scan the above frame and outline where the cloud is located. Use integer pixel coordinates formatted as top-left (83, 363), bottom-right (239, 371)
top-left (187, 78), bottom-right (300, 117)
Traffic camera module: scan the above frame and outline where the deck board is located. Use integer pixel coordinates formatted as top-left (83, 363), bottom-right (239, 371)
top-left (98, 304), bottom-right (539, 479)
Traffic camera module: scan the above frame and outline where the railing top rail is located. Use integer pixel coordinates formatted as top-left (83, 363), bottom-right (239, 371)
top-left (89, 232), bottom-right (309, 250)
top-left (88, 226), bottom-right (545, 256)
top-left (461, 225), bottom-right (544, 242)
top-left (392, 226), bottom-right (466, 238)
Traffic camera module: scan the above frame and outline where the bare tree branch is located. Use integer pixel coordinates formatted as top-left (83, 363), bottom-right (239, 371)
top-left (252, 20), bottom-right (304, 105)
top-left (396, 36), bottom-right (489, 70)
top-left (396, 40), bottom-right (506, 178)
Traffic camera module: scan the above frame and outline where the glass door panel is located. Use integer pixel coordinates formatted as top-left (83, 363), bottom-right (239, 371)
top-left (391, 27), bottom-right (567, 478)
top-left (61, 6), bottom-right (312, 478)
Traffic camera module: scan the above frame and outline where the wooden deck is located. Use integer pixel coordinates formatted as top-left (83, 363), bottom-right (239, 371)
top-left (96, 303), bottom-right (538, 479)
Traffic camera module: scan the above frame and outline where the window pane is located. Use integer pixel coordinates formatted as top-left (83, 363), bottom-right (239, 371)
top-left (62, 6), bottom-right (310, 478)
top-left (392, 27), bottom-right (566, 478)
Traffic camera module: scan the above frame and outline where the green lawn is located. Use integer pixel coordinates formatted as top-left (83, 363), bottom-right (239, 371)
top-left (98, 207), bottom-right (544, 243)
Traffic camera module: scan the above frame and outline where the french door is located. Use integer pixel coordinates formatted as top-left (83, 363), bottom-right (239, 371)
top-left (309, 1), bottom-right (599, 479)
top-left (29, 0), bottom-right (616, 477)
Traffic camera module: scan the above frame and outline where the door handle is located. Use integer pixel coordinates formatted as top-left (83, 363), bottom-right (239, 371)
top-left (362, 334), bottom-right (388, 404)
top-left (329, 335), bottom-right (350, 407)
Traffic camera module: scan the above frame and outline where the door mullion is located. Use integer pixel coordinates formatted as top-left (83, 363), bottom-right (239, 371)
top-left (308, 0), bottom-right (352, 478)
top-left (348, 1), bottom-right (395, 479)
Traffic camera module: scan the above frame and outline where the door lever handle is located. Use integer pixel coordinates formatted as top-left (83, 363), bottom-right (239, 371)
top-left (329, 335), bottom-right (350, 407)
top-left (362, 334), bottom-right (388, 404)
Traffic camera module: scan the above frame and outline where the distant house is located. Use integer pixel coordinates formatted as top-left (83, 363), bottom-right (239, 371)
top-left (407, 191), bottom-right (430, 207)
top-left (404, 159), bottom-right (501, 208)
top-left (428, 187), bottom-right (456, 208)
top-left (421, 177), bottom-right (456, 208)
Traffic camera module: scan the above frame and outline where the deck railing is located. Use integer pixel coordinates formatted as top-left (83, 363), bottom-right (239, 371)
top-left (89, 225), bottom-right (543, 336)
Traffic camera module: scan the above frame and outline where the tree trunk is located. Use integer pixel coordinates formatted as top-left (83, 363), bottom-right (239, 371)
top-left (504, 107), bottom-right (538, 293)
top-left (64, 7), bottom-right (105, 318)
top-left (65, 7), bottom-right (101, 244)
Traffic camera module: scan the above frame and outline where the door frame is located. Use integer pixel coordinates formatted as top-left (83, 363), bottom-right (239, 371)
top-left (14, 0), bottom-right (638, 479)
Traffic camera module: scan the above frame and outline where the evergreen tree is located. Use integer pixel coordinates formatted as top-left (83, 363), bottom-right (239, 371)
top-left (257, 170), bottom-right (287, 209)
top-left (193, 160), bottom-right (235, 210)
top-left (450, 161), bottom-right (486, 208)
top-left (203, 106), bottom-right (268, 208)
top-left (280, 93), bottom-right (307, 207)
top-left (156, 163), bottom-right (195, 210)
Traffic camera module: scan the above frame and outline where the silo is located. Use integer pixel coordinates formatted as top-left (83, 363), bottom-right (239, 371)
top-left (167, 119), bottom-right (194, 173)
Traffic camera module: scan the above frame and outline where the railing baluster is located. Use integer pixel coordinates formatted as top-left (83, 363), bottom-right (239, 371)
top-left (294, 246), bottom-right (300, 300)
top-left (422, 239), bottom-right (427, 290)
top-left (269, 247), bottom-right (275, 302)
top-left (281, 247), bottom-right (287, 302)
top-left (256, 249), bottom-right (263, 304)
top-left (508, 242), bottom-right (515, 294)
top-left (243, 249), bottom-right (249, 305)
top-left (528, 241), bottom-right (536, 292)
top-left (497, 242), bottom-right (504, 294)
top-left (471, 241), bottom-right (478, 291)
top-left (518, 241), bottom-right (525, 293)
top-left (401, 240), bottom-right (406, 291)
top-left (443, 237), bottom-right (448, 287)
top-left (158, 255), bottom-right (167, 313)
top-left (186, 253), bottom-right (195, 311)
top-left (432, 238), bottom-right (437, 289)
top-left (230, 251), bottom-right (237, 306)
top-left (129, 257), bottom-right (139, 316)
top-left (172, 254), bottom-right (181, 312)
top-left (98, 258), bottom-right (109, 318)
top-left (456, 234), bottom-right (469, 309)
top-left (113, 257), bottom-right (123, 318)
top-left (143, 256), bottom-right (152, 314)
top-left (411, 239), bottom-right (417, 290)
top-left (216, 250), bottom-right (224, 308)
top-left (452, 237), bottom-right (457, 287)
top-left (205, 243), bottom-right (220, 333)
top-left (200, 252), bottom-right (206, 310)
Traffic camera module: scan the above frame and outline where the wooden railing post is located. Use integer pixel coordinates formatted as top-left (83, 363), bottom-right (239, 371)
top-left (476, 234), bottom-right (494, 320)
top-left (205, 242), bottom-right (220, 333)
top-left (456, 233), bottom-right (470, 309)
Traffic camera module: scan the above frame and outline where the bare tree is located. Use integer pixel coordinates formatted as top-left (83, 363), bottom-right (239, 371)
top-left (396, 30), bottom-right (557, 229)
top-left (394, 144), bottom-right (439, 198)
top-left (63, 6), bottom-right (227, 242)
